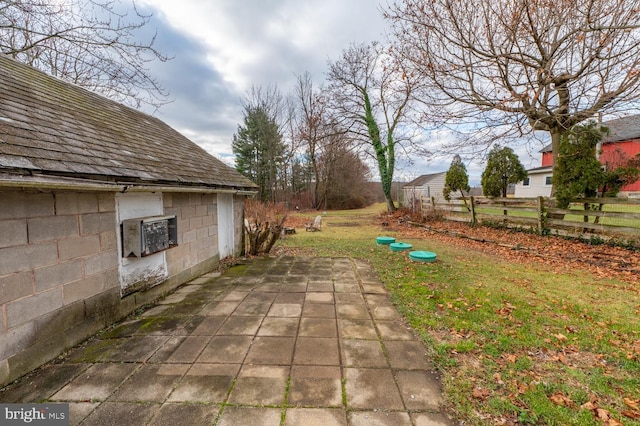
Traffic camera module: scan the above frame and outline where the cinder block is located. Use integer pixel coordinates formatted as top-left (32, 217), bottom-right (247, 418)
top-left (196, 227), bottom-right (209, 240)
top-left (84, 250), bottom-right (118, 276)
top-left (34, 260), bottom-right (83, 292)
top-left (171, 194), bottom-right (190, 206)
top-left (189, 216), bottom-right (204, 230)
top-left (195, 204), bottom-right (208, 217)
top-left (80, 212), bottom-right (115, 235)
top-left (0, 322), bottom-right (36, 360)
top-left (35, 301), bottom-right (85, 337)
top-left (181, 205), bottom-right (196, 219)
top-left (62, 274), bottom-right (106, 305)
top-left (101, 268), bottom-right (119, 290)
top-left (0, 191), bottom-right (54, 220)
top-left (7, 334), bottom-right (65, 386)
top-left (100, 231), bottom-right (117, 251)
top-left (97, 193), bottom-right (116, 212)
top-left (202, 214), bottom-right (214, 227)
top-left (84, 287), bottom-right (121, 324)
top-left (6, 288), bottom-right (63, 329)
top-left (63, 316), bottom-right (105, 350)
top-left (163, 207), bottom-right (179, 218)
top-left (0, 243), bottom-right (58, 276)
top-left (0, 219), bottom-right (27, 248)
top-left (163, 193), bottom-right (173, 208)
top-left (57, 235), bottom-right (101, 260)
top-left (189, 192), bottom-right (203, 206)
top-left (0, 272), bottom-right (33, 306)
top-left (201, 194), bottom-right (215, 205)
top-left (27, 216), bottom-right (79, 242)
top-left (182, 229), bottom-right (197, 244)
top-left (55, 192), bottom-right (99, 215)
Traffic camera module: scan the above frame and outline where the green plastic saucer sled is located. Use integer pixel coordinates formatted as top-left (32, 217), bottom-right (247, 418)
top-left (389, 242), bottom-right (412, 252)
top-left (409, 251), bottom-right (437, 262)
top-left (376, 236), bottom-right (396, 245)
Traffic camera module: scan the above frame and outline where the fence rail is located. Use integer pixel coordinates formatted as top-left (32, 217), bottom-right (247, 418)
top-left (422, 196), bottom-right (640, 243)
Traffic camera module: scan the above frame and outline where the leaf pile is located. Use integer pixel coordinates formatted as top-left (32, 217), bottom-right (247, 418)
top-left (392, 217), bottom-right (639, 285)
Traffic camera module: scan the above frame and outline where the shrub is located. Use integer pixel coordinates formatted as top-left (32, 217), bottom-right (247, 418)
top-left (244, 199), bottom-right (288, 255)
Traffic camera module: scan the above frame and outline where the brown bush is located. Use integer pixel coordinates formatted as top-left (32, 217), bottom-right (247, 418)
top-left (244, 200), bottom-right (288, 255)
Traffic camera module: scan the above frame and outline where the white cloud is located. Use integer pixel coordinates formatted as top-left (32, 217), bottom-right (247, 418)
top-left (137, 0), bottom-right (389, 166)
top-left (137, 0), bottom-right (545, 183)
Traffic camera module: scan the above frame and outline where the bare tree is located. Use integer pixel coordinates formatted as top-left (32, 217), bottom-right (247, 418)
top-left (319, 138), bottom-right (373, 210)
top-left (327, 42), bottom-right (416, 212)
top-left (386, 0), bottom-right (640, 193)
top-left (1, 0), bottom-right (170, 109)
top-left (294, 72), bottom-right (323, 208)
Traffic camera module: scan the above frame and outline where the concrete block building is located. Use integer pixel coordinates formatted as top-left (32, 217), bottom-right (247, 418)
top-left (0, 56), bottom-right (257, 386)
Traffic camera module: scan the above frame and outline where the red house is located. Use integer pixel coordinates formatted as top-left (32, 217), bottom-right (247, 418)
top-left (531, 115), bottom-right (640, 196)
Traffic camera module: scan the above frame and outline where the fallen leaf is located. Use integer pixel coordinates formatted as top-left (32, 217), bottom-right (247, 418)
top-left (581, 401), bottom-right (597, 411)
top-left (549, 392), bottom-right (574, 407)
top-left (472, 387), bottom-right (490, 401)
top-left (554, 333), bottom-right (568, 342)
top-left (596, 408), bottom-right (611, 420)
top-left (625, 398), bottom-right (640, 410)
top-left (622, 410), bottom-right (640, 419)
top-left (493, 373), bottom-right (504, 385)
top-left (502, 354), bottom-right (517, 363)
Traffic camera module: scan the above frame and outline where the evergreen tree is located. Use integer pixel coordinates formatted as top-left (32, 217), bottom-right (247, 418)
top-left (553, 121), bottom-right (607, 209)
top-left (443, 155), bottom-right (471, 207)
top-left (481, 146), bottom-right (528, 197)
top-left (232, 105), bottom-right (286, 202)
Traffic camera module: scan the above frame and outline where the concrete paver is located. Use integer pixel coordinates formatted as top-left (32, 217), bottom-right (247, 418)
top-left (0, 256), bottom-right (453, 425)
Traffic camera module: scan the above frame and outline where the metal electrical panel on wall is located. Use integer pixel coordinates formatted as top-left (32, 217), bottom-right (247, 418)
top-left (121, 215), bottom-right (178, 258)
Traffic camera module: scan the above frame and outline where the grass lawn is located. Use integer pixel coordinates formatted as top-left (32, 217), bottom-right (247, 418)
top-left (277, 204), bottom-right (640, 425)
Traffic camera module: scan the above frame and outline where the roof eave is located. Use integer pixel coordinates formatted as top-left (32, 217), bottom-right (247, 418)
top-left (0, 171), bottom-right (258, 195)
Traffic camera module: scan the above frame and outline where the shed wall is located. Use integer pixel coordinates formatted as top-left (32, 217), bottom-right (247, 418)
top-left (0, 188), bottom-right (227, 386)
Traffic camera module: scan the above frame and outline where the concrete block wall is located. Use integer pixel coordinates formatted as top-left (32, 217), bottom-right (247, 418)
top-left (164, 192), bottom-right (219, 276)
top-left (0, 188), bottom-right (235, 387)
top-left (0, 189), bottom-right (119, 386)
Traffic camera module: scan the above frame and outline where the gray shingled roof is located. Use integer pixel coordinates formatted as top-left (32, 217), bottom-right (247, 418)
top-left (540, 114), bottom-right (640, 153)
top-left (0, 56), bottom-right (257, 191)
top-left (404, 172), bottom-right (446, 187)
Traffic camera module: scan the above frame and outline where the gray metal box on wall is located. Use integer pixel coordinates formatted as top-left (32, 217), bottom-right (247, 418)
top-left (122, 215), bottom-right (178, 258)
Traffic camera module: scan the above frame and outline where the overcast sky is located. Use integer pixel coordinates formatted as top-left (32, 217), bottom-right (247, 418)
top-left (137, 0), bottom-right (544, 184)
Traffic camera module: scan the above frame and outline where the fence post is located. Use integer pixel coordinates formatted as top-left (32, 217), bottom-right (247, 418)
top-left (431, 196), bottom-right (436, 212)
top-left (470, 196), bottom-right (477, 225)
top-left (537, 196), bottom-right (544, 233)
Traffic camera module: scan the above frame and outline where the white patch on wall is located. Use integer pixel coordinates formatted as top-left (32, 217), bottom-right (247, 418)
top-left (116, 192), bottom-right (168, 296)
top-left (217, 193), bottom-right (234, 258)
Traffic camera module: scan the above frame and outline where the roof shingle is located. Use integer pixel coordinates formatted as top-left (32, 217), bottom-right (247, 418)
top-left (0, 56), bottom-right (257, 191)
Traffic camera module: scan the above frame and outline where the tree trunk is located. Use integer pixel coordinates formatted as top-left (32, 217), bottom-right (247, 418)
top-left (548, 128), bottom-right (567, 220)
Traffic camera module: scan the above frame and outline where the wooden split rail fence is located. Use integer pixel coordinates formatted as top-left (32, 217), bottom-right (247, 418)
top-left (420, 196), bottom-right (640, 242)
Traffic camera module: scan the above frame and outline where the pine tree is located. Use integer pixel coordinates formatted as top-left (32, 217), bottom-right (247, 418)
top-left (232, 106), bottom-right (286, 202)
top-left (481, 146), bottom-right (528, 197)
top-left (443, 155), bottom-right (471, 209)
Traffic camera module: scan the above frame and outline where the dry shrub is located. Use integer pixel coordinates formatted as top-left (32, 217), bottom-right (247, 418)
top-left (244, 199), bottom-right (288, 255)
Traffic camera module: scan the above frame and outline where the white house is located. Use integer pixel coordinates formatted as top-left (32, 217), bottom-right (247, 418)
top-left (402, 172), bottom-right (447, 208)
top-left (513, 166), bottom-right (553, 198)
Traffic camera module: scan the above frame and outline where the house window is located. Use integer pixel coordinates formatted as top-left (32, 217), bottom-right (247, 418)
top-left (545, 176), bottom-right (552, 185)
top-left (522, 177), bottom-right (530, 186)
